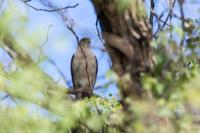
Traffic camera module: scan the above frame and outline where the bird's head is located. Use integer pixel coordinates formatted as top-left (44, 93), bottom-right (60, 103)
top-left (79, 37), bottom-right (91, 48)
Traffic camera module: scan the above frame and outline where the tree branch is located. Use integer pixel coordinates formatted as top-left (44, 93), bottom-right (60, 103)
top-left (154, 0), bottom-right (177, 38)
top-left (21, 0), bottom-right (79, 12)
top-left (149, 0), bottom-right (155, 27)
top-left (1, 32), bottom-right (70, 109)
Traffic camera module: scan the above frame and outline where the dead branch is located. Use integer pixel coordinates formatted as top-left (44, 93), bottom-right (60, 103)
top-left (21, 0), bottom-right (79, 12)
top-left (154, 0), bottom-right (177, 38)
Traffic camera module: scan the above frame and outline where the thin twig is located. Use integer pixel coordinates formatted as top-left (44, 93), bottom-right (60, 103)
top-left (153, 11), bottom-right (172, 26)
top-left (37, 25), bottom-right (52, 63)
top-left (178, 0), bottom-right (185, 48)
top-left (95, 14), bottom-right (104, 45)
top-left (161, 0), bottom-right (176, 29)
top-left (154, 0), bottom-right (177, 38)
top-left (66, 24), bottom-right (79, 44)
top-left (21, 0), bottom-right (79, 12)
top-left (40, 25), bottom-right (53, 48)
top-left (39, 0), bottom-right (80, 43)
top-left (37, 25), bottom-right (71, 87)
top-left (0, 94), bottom-right (9, 103)
top-left (149, 0), bottom-right (155, 27)
top-left (170, 0), bottom-right (173, 45)
top-left (47, 58), bottom-right (68, 85)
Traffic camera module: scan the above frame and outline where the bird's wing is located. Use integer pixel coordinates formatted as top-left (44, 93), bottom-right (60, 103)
top-left (93, 56), bottom-right (98, 88)
top-left (71, 54), bottom-right (76, 89)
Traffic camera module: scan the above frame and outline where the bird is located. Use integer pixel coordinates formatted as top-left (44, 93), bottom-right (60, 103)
top-left (71, 38), bottom-right (98, 99)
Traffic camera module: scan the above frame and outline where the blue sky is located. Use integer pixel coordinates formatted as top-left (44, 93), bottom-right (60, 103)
top-left (0, 0), bottom-right (200, 101)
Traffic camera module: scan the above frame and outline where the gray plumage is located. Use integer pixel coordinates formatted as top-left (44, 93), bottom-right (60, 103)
top-left (71, 38), bottom-right (98, 99)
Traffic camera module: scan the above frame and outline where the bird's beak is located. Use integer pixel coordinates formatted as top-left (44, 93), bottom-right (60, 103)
top-left (88, 40), bottom-right (91, 44)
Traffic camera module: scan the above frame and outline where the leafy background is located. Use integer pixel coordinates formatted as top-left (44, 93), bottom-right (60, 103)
top-left (0, 0), bottom-right (200, 132)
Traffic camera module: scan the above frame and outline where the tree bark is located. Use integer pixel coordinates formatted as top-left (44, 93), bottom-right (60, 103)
top-left (92, 0), bottom-right (154, 100)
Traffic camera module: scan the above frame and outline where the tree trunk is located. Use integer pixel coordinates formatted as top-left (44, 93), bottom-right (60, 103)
top-left (92, 0), bottom-right (154, 100)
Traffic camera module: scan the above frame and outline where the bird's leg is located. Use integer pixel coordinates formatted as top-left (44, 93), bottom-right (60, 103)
top-left (68, 87), bottom-right (93, 99)
top-left (68, 88), bottom-right (84, 94)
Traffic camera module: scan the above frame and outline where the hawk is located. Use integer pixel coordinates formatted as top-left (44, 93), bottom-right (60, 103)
top-left (71, 38), bottom-right (98, 99)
